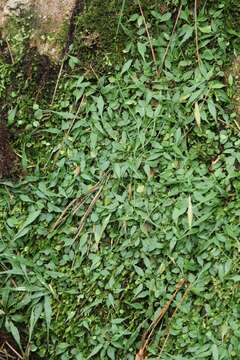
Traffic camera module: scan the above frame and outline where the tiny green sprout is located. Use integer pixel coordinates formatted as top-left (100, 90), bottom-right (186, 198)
top-left (228, 73), bottom-right (234, 86)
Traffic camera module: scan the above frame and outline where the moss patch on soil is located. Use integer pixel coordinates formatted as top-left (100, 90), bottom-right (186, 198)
top-left (1, 8), bottom-right (33, 62)
top-left (70, 0), bottom-right (179, 74)
top-left (227, 56), bottom-right (240, 121)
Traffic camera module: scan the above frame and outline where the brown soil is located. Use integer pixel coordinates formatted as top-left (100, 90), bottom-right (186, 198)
top-left (0, 329), bottom-right (22, 359)
top-left (0, 329), bottom-right (42, 359)
top-left (0, 122), bottom-right (18, 179)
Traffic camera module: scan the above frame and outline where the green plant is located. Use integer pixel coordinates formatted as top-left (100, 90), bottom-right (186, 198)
top-left (0, 1), bottom-right (240, 359)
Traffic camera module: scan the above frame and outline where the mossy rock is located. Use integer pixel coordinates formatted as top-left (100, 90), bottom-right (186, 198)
top-left (0, 0), bottom-right (79, 62)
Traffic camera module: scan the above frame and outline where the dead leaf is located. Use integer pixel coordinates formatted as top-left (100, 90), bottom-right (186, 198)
top-left (74, 165), bottom-right (81, 176)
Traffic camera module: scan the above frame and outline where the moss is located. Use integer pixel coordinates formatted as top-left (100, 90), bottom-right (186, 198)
top-left (0, 48), bottom-right (57, 131)
top-left (2, 10), bottom-right (33, 62)
top-left (0, 3), bottom-right (76, 63)
top-left (71, 0), bottom-right (178, 75)
top-left (30, 17), bottom-right (71, 62)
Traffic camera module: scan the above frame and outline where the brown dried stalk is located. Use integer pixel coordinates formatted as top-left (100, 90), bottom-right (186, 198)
top-left (135, 278), bottom-right (187, 360)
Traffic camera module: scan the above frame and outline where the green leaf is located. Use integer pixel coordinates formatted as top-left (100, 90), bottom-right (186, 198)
top-left (210, 81), bottom-right (225, 89)
top-left (121, 59), bottom-right (133, 75)
top-left (160, 12), bottom-right (171, 22)
top-left (172, 198), bottom-right (188, 224)
top-left (8, 107), bottom-right (17, 126)
top-left (29, 302), bottom-right (43, 342)
top-left (137, 42), bottom-right (146, 61)
top-left (212, 344), bottom-right (219, 360)
top-left (199, 25), bottom-right (212, 33)
top-left (14, 210), bottom-right (41, 241)
top-left (113, 163), bottom-right (122, 178)
top-left (69, 55), bottom-right (80, 69)
top-left (9, 321), bottom-right (22, 352)
top-left (88, 344), bottom-right (103, 358)
top-left (95, 215), bottom-right (111, 246)
top-left (180, 25), bottom-right (194, 45)
top-left (134, 284), bottom-right (143, 297)
top-left (50, 110), bottom-right (75, 119)
top-left (97, 96), bottom-right (104, 116)
top-left (188, 88), bottom-right (204, 103)
top-left (230, 275), bottom-right (240, 282)
top-left (19, 195), bottom-right (33, 203)
top-left (208, 98), bottom-right (217, 120)
top-left (44, 296), bottom-right (52, 344)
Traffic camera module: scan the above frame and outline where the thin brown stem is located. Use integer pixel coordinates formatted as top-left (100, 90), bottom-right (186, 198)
top-left (5, 342), bottom-right (23, 359)
top-left (194, 0), bottom-right (201, 64)
top-left (158, 283), bottom-right (192, 359)
top-left (51, 198), bottom-right (79, 231)
top-left (90, 64), bottom-right (99, 80)
top-left (51, 57), bottom-right (65, 105)
top-left (66, 96), bottom-right (85, 136)
top-left (159, 3), bottom-right (183, 76)
top-left (137, 0), bottom-right (158, 75)
top-left (51, 181), bottom-right (101, 231)
top-left (74, 185), bottom-right (104, 241)
top-left (6, 39), bottom-right (14, 64)
top-left (135, 278), bottom-right (186, 360)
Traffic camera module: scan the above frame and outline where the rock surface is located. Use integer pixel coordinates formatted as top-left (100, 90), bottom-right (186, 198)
top-left (0, 0), bottom-right (78, 61)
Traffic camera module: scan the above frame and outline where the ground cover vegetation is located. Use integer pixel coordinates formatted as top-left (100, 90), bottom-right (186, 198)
top-left (0, 0), bottom-right (240, 359)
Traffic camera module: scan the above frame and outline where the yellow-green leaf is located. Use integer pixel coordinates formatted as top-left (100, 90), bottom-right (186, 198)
top-left (188, 195), bottom-right (193, 228)
top-left (194, 102), bottom-right (201, 128)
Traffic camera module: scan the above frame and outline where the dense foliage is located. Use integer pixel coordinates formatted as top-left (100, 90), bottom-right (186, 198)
top-left (0, 1), bottom-right (240, 359)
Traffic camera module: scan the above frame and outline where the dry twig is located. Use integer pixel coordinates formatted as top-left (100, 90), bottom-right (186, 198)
top-left (158, 282), bottom-right (192, 359)
top-left (52, 198), bottom-right (79, 231)
top-left (6, 39), bottom-right (14, 64)
top-left (66, 96), bottom-right (85, 136)
top-left (5, 342), bottom-right (23, 360)
top-left (51, 182), bottom-right (101, 231)
top-left (194, 0), bottom-right (201, 64)
top-left (159, 3), bottom-right (183, 76)
top-left (51, 57), bottom-right (65, 105)
top-left (73, 179), bottom-right (108, 241)
top-left (135, 278), bottom-right (186, 360)
top-left (137, 0), bottom-right (158, 75)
